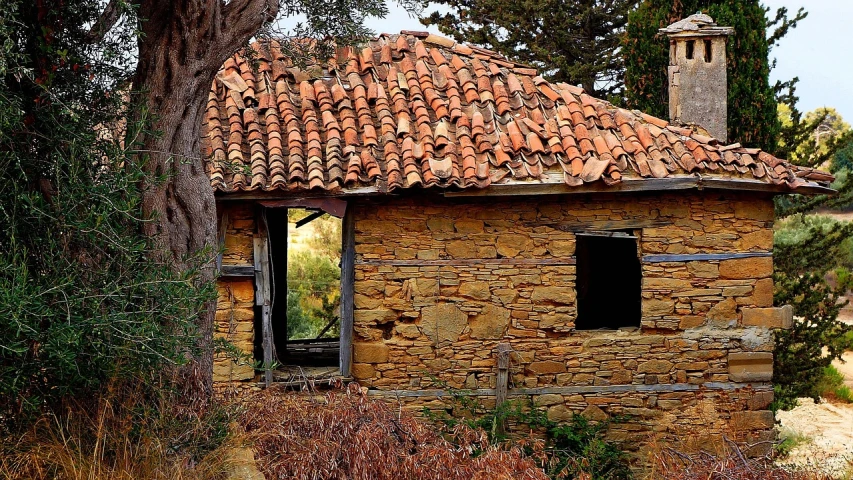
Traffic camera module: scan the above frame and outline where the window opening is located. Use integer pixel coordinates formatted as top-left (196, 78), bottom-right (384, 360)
top-left (704, 40), bottom-right (713, 62)
top-left (575, 232), bottom-right (641, 330)
top-left (256, 207), bottom-right (342, 375)
top-left (685, 40), bottom-right (695, 60)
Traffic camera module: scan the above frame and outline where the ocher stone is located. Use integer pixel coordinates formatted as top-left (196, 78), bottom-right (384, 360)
top-left (469, 304), bottom-right (510, 339)
top-left (420, 303), bottom-right (468, 344)
top-left (353, 343), bottom-right (390, 363)
top-left (351, 363), bottom-right (375, 379)
top-left (547, 404), bottom-right (573, 422)
top-left (741, 306), bottom-right (793, 329)
top-left (446, 240), bottom-right (476, 258)
top-left (540, 313), bottom-right (574, 330)
top-left (227, 280), bottom-right (255, 303)
top-left (687, 262), bottom-right (719, 279)
top-left (737, 230), bottom-right (773, 250)
top-left (531, 286), bottom-right (576, 305)
top-left (730, 410), bottom-right (775, 431)
top-left (643, 299), bottom-right (674, 316)
top-left (549, 239), bottom-right (575, 257)
top-left (535, 394), bottom-right (564, 406)
top-left (528, 361), bottom-right (566, 374)
top-left (728, 352), bottom-right (773, 382)
top-left (458, 281), bottom-right (490, 300)
top-left (637, 360), bottom-right (673, 374)
top-left (753, 278), bottom-right (774, 307)
top-left (706, 297), bottom-right (737, 323)
top-left (216, 308), bottom-right (254, 322)
top-left (354, 280), bottom-right (385, 296)
top-left (496, 234), bottom-right (533, 257)
top-left (455, 219), bottom-right (484, 233)
top-left (415, 278), bottom-right (439, 296)
top-left (679, 315), bottom-right (705, 329)
top-left (354, 293), bottom-right (382, 309)
top-left (354, 309), bottom-right (397, 324)
top-left (426, 217), bottom-right (454, 232)
top-left (396, 324), bottom-right (421, 339)
top-left (719, 257), bottom-right (773, 280)
top-left (581, 405), bottom-right (608, 422)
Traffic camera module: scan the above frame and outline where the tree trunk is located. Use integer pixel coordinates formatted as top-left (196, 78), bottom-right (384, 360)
top-left (132, 0), bottom-right (277, 400)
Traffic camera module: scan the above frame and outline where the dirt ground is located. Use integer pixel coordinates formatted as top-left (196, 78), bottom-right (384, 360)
top-left (775, 317), bottom-right (853, 477)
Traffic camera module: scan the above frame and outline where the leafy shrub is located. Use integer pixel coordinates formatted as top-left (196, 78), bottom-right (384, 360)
top-left (421, 382), bottom-right (632, 479)
top-left (815, 365), bottom-right (853, 403)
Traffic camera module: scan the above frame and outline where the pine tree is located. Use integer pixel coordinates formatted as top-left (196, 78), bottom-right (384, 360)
top-left (420, 0), bottom-right (632, 100)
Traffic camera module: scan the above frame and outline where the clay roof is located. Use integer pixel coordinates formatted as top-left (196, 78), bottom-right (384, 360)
top-left (202, 32), bottom-right (833, 195)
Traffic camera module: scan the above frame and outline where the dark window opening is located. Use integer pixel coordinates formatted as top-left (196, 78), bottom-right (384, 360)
top-left (255, 207), bottom-right (342, 372)
top-left (704, 40), bottom-right (713, 62)
top-left (685, 40), bottom-right (695, 60)
top-left (575, 232), bottom-right (641, 330)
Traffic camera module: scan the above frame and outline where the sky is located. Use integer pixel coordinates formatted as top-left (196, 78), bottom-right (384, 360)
top-left (353, 0), bottom-right (853, 123)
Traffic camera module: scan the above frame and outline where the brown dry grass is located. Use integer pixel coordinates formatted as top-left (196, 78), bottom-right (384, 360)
top-left (240, 383), bottom-right (548, 480)
top-left (647, 447), bottom-right (835, 480)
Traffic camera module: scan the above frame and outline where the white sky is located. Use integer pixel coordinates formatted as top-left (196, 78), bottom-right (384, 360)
top-left (355, 0), bottom-right (853, 123)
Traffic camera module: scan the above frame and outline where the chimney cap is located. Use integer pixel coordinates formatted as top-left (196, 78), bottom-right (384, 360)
top-left (660, 14), bottom-right (733, 37)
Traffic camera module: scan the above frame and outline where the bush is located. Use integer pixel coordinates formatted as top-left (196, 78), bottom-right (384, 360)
top-left (815, 365), bottom-right (853, 403)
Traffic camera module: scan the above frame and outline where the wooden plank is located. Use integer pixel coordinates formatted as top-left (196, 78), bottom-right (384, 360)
top-left (364, 381), bottom-right (772, 398)
top-left (495, 343), bottom-right (511, 436)
top-left (356, 257), bottom-right (576, 267)
top-left (216, 210), bottom-right (229, 272)
top-left (339, 205), bottom-right (355, 377)
top-left (254, 210), bottom-right (274, 387)
top-left (220, 264), bottom-right (255, 277)
top-left (642, 252), bottom-right (772, 263)
top-left (295, 210), bottom-right (325, 228)
top-left (535, 218), bottom-right (669, 232)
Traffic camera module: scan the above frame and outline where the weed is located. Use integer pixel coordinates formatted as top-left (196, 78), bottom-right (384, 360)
top-left (816, 365), bottom-right (853, 403)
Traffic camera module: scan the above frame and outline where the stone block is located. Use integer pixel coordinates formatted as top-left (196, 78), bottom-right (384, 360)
top-left (353, 342), bottom-right (390, 364)
top-left (638, 360), bottom-right (673, 374)
top-left (528, 361), bottom-right (566, 374)
top-left (496, 234), bottom-right (533, 257)
top-left (730, 410), bottom-right (775, 431)
top-left (535, 394), bottom-right (564, 406)
top-left (226, 280), bottom-right (255, 304)
top-left (679, 315), bottom-right (705, 329)
top-left (581, 404), bottom-right (608, 421)
top-left (531, 286), bottom-right (576, 305)
top-left (458, 281), bottom-right (490, 300)
top-left (549, 239), bottom-right (575, 257)
top-left (643, 299), bottom-right (674, 316)
top-left (351, 363), bottom-right (375, 379)
top-left (427, 217), bottom-right (455, 232)
top-left (454, 219), bottom-right (484, 233)
top-left (547, 404), bottom-right (572, 422)
top-left (687, 262), bottom-right (719, 279)
top-left (420, 303), bottom-right (468, 344)
top-left (728, 352), bottom-right (773, 382)
top-left (213, 360), bottom-right (254, 382)
top-left (737, 230), bottom-right (774, 250)
top-left (753, 278), bottom-right (774, 307)
top-left (719, 257), bottom-right (772, 280)
top-left (354, 309), bottom-right (397, 324)
top-left (706, 297), bottom-right (737, 323)
top-left (469, 304), bottom-right (510, 339)
top-left (741, 305), bottom-right (792, 329)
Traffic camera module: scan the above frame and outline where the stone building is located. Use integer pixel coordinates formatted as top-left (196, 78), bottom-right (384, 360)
top-left (204, 25), bottom-right (833, 453)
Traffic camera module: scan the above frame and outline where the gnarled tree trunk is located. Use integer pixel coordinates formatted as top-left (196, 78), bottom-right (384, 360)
top-left (132, 0), bottom-right (278, 399)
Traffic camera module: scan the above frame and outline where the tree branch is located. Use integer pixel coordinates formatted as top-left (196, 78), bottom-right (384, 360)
top-left (221, 0), bottom-right (280, 49)
top-left (85, 0), bottom-right (123, 43)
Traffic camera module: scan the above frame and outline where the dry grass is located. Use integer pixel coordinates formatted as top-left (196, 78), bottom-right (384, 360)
top-left (0, 384), bottom-right (238, 480)
top-left (647, 447), bottom-right (835, 480)
top-left (240, 384), bottom-right (548, 480)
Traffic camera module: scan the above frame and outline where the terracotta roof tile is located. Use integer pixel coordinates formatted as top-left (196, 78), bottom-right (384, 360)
top-left (203, 33), bottom-right (833, 193)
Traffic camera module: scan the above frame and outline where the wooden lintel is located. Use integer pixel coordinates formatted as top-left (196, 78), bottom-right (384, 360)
top-left (533, 218), bottom-right (670, 232)
top-left (642, 252), bottom-right (772, 263)
top-left (219, 264), bottom-right (255, 277)
top-left (356, 257), bottom-right (577, 267)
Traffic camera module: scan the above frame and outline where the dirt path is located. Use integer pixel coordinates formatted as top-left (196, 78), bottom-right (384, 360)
top-left (775, 341), bottom-right (853, 477)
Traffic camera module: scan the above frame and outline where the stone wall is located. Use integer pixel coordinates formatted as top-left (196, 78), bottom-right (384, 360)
top-left (349, 191), bottom-right (786, 452)
top-left (212, 191), bottom-right (790, 453)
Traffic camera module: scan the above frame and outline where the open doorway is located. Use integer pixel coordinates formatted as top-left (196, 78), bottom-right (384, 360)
top-left (255, 207), bottom-right (342, 377)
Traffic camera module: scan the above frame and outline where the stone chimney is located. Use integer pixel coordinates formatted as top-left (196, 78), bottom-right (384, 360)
top-left (660, 14), bottom-right (733, 141)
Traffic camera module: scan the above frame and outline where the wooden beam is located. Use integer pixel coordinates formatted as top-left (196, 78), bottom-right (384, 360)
top-left (355, 258), bottom-right (576, 267)
top-left (258, 197), bottom-right (348, 218)
top-left (295, 210), bottom-right (325, 228)
top-left (495, 343), bottom-right (511, 436)
top-left (339, 206), bottom-right (355, 377)
top-left (220, 264), bottom-right (254, 277)
top-left (642, 252), bottom-right (772, 263)
top-left (534, 218), bottom-right (670, 232)
top-left (216, 210), bottom-right (229, 272)
top-left (254, 210), bottom-right (274, 387)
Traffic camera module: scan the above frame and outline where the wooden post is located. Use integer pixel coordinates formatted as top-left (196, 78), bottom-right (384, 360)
top-left (216, 210), bottom-right (228, 272)
top-left (254, 209), bottom-right (273, 387)
top-left (339, 205), bottom-right (355, 377)
top-left (495, 343), bottom-right (511, 435)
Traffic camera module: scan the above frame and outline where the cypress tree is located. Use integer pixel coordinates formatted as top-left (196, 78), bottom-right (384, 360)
top-left (420, 0), bottom-right (633, 100)
top-left (624, 0), bottom-right (782, 151)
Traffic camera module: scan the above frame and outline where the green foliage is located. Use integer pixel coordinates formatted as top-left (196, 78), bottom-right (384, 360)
top-left (815, 365), bottom-right (853, 404)
top-left (772, 216), bottom-right (853, 410)
top-left (422, 379), bottom-right (632, 479)
top-left (285, 213), bottom-right (341, 340)
top-left (420, 0), bottom-right (632, 99)
top-left (0, 0), bottom-right (211, 427)
top-left (625, 0), bottom-right (796, 151)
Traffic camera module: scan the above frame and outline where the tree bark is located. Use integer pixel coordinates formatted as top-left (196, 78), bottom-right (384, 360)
top-left (132, 0), bottom-right (278, 400)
